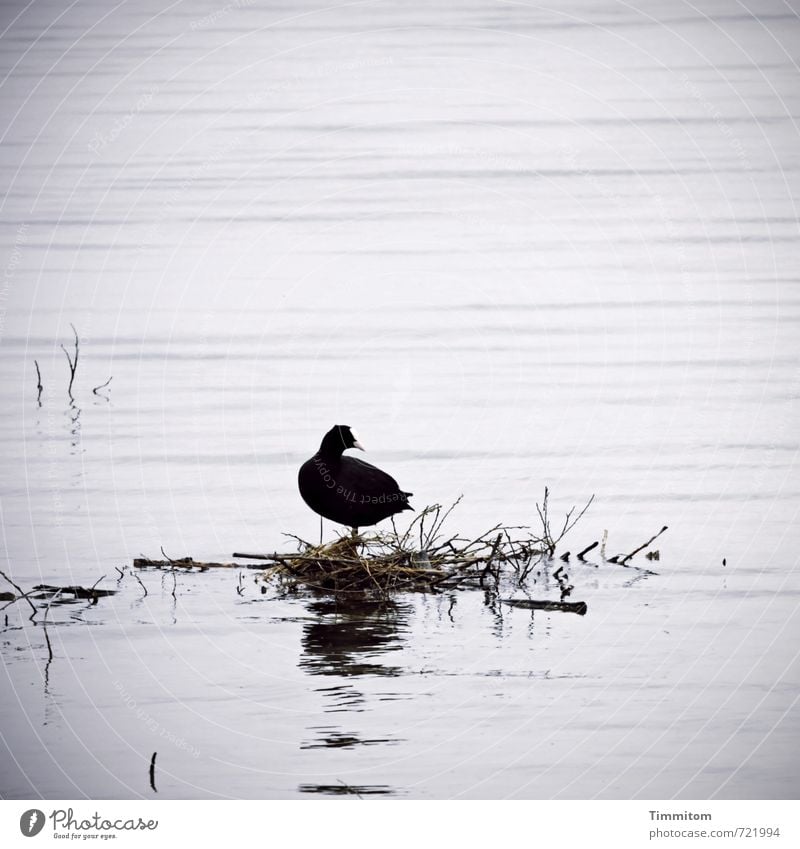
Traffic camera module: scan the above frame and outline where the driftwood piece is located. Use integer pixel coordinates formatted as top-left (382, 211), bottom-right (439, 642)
top-left (502, 598), bottom-right (588, 616)
top-left (33, 584), bottom-right (116, 600)
top-left (134, 557), bottom-right (259, 570)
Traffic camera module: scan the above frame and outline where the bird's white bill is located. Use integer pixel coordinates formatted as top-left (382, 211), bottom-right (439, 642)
top-left (349, 428), bottom-right (365, 450)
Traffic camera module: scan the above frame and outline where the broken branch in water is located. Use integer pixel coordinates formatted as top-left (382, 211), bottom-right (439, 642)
top-left (502, 598), bottom-right (587, 616)
top-left (32, 584), bottom-right (115, 601)
top-left (620, 525), bottom-right (668, 565)
top-left (135, 557), bottom-right (254, 570)
top-left (577, 541), bottom-right (598, 560)
top-left (60, 323), bottom-right (79, 401)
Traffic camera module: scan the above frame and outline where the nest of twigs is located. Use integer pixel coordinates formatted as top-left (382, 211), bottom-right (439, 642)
top-left (257, 490), bottom-right (599, 598)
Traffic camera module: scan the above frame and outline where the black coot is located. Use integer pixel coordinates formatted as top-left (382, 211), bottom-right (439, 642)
top-left (298, 425), bottom-right (413, 531)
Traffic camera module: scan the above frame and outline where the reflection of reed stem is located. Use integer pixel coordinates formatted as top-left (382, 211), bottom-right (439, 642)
top-left (34, 359), bottom-right (43, 405)
top-left (42, 589), bottom-right (63, 663)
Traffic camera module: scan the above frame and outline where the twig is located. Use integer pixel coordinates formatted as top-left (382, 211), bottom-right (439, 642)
top-left (600, 529), bottom-right (608, 559)
top-left (559, 495), bottom-right (595, 541)
top-left (536, 486), bottom-right (554, 553)
top-left (479, 533), bottom-right (503, 587)
top-left (60, 323), bottom-right (79, 401)
top-left (620, 526), bottom-right (668, 565)
top-left (34, 359), bottom-right (43, 405)
top-left (0, 568), bottom-right (38, 620)
top-left (234, 552), bottom-right (294, 561)
top-left (149, 752), bottom-right (157, 793)
top-left (92, 376), bottom-right (112, 396)
top-left (577, 541), bottom-right (598, 560)
top-left (536, 489), bottom-right (594, 555)
top-left (281, 532), bottom-right (315, 550)
top-left (428, 495), bottom-right (463, 545)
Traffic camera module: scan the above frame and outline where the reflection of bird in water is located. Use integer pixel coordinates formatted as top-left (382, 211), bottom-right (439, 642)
top-left (299, 598), bottom-right (411, 678)
top-left (299, 599), bottom-right (411, 761)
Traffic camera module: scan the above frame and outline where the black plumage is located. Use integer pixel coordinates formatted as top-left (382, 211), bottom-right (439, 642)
top-left (298, 425), bottom-right (413, 530)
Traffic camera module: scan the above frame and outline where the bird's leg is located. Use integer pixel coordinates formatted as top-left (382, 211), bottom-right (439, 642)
top-left (350, 526), bottom-right (358, 540)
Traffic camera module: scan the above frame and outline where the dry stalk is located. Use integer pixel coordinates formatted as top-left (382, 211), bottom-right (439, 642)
top-left (60, 323), bottom-right (79, 402)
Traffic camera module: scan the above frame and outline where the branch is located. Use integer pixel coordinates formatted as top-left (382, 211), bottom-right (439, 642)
top-left (502, 598), bottom-right (587, 616)
top-left (620, 526), bottom-right (668, 565)
top-left (0, 568), bottom-right (38, 620)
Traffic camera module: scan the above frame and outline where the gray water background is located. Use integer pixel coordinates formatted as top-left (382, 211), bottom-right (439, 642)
top-left (0, 0), bottom-right (798, 798)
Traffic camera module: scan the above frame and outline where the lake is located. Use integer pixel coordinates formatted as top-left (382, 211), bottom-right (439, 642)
top-left (0, 0), bottom-right (798, 799)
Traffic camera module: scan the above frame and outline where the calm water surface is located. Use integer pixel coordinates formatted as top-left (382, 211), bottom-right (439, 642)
top-left (1, 0), bottom-right (798, 798)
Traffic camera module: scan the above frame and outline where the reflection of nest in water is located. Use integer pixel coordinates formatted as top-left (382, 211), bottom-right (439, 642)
top-left (255, 492), bottom-right (616, 601)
